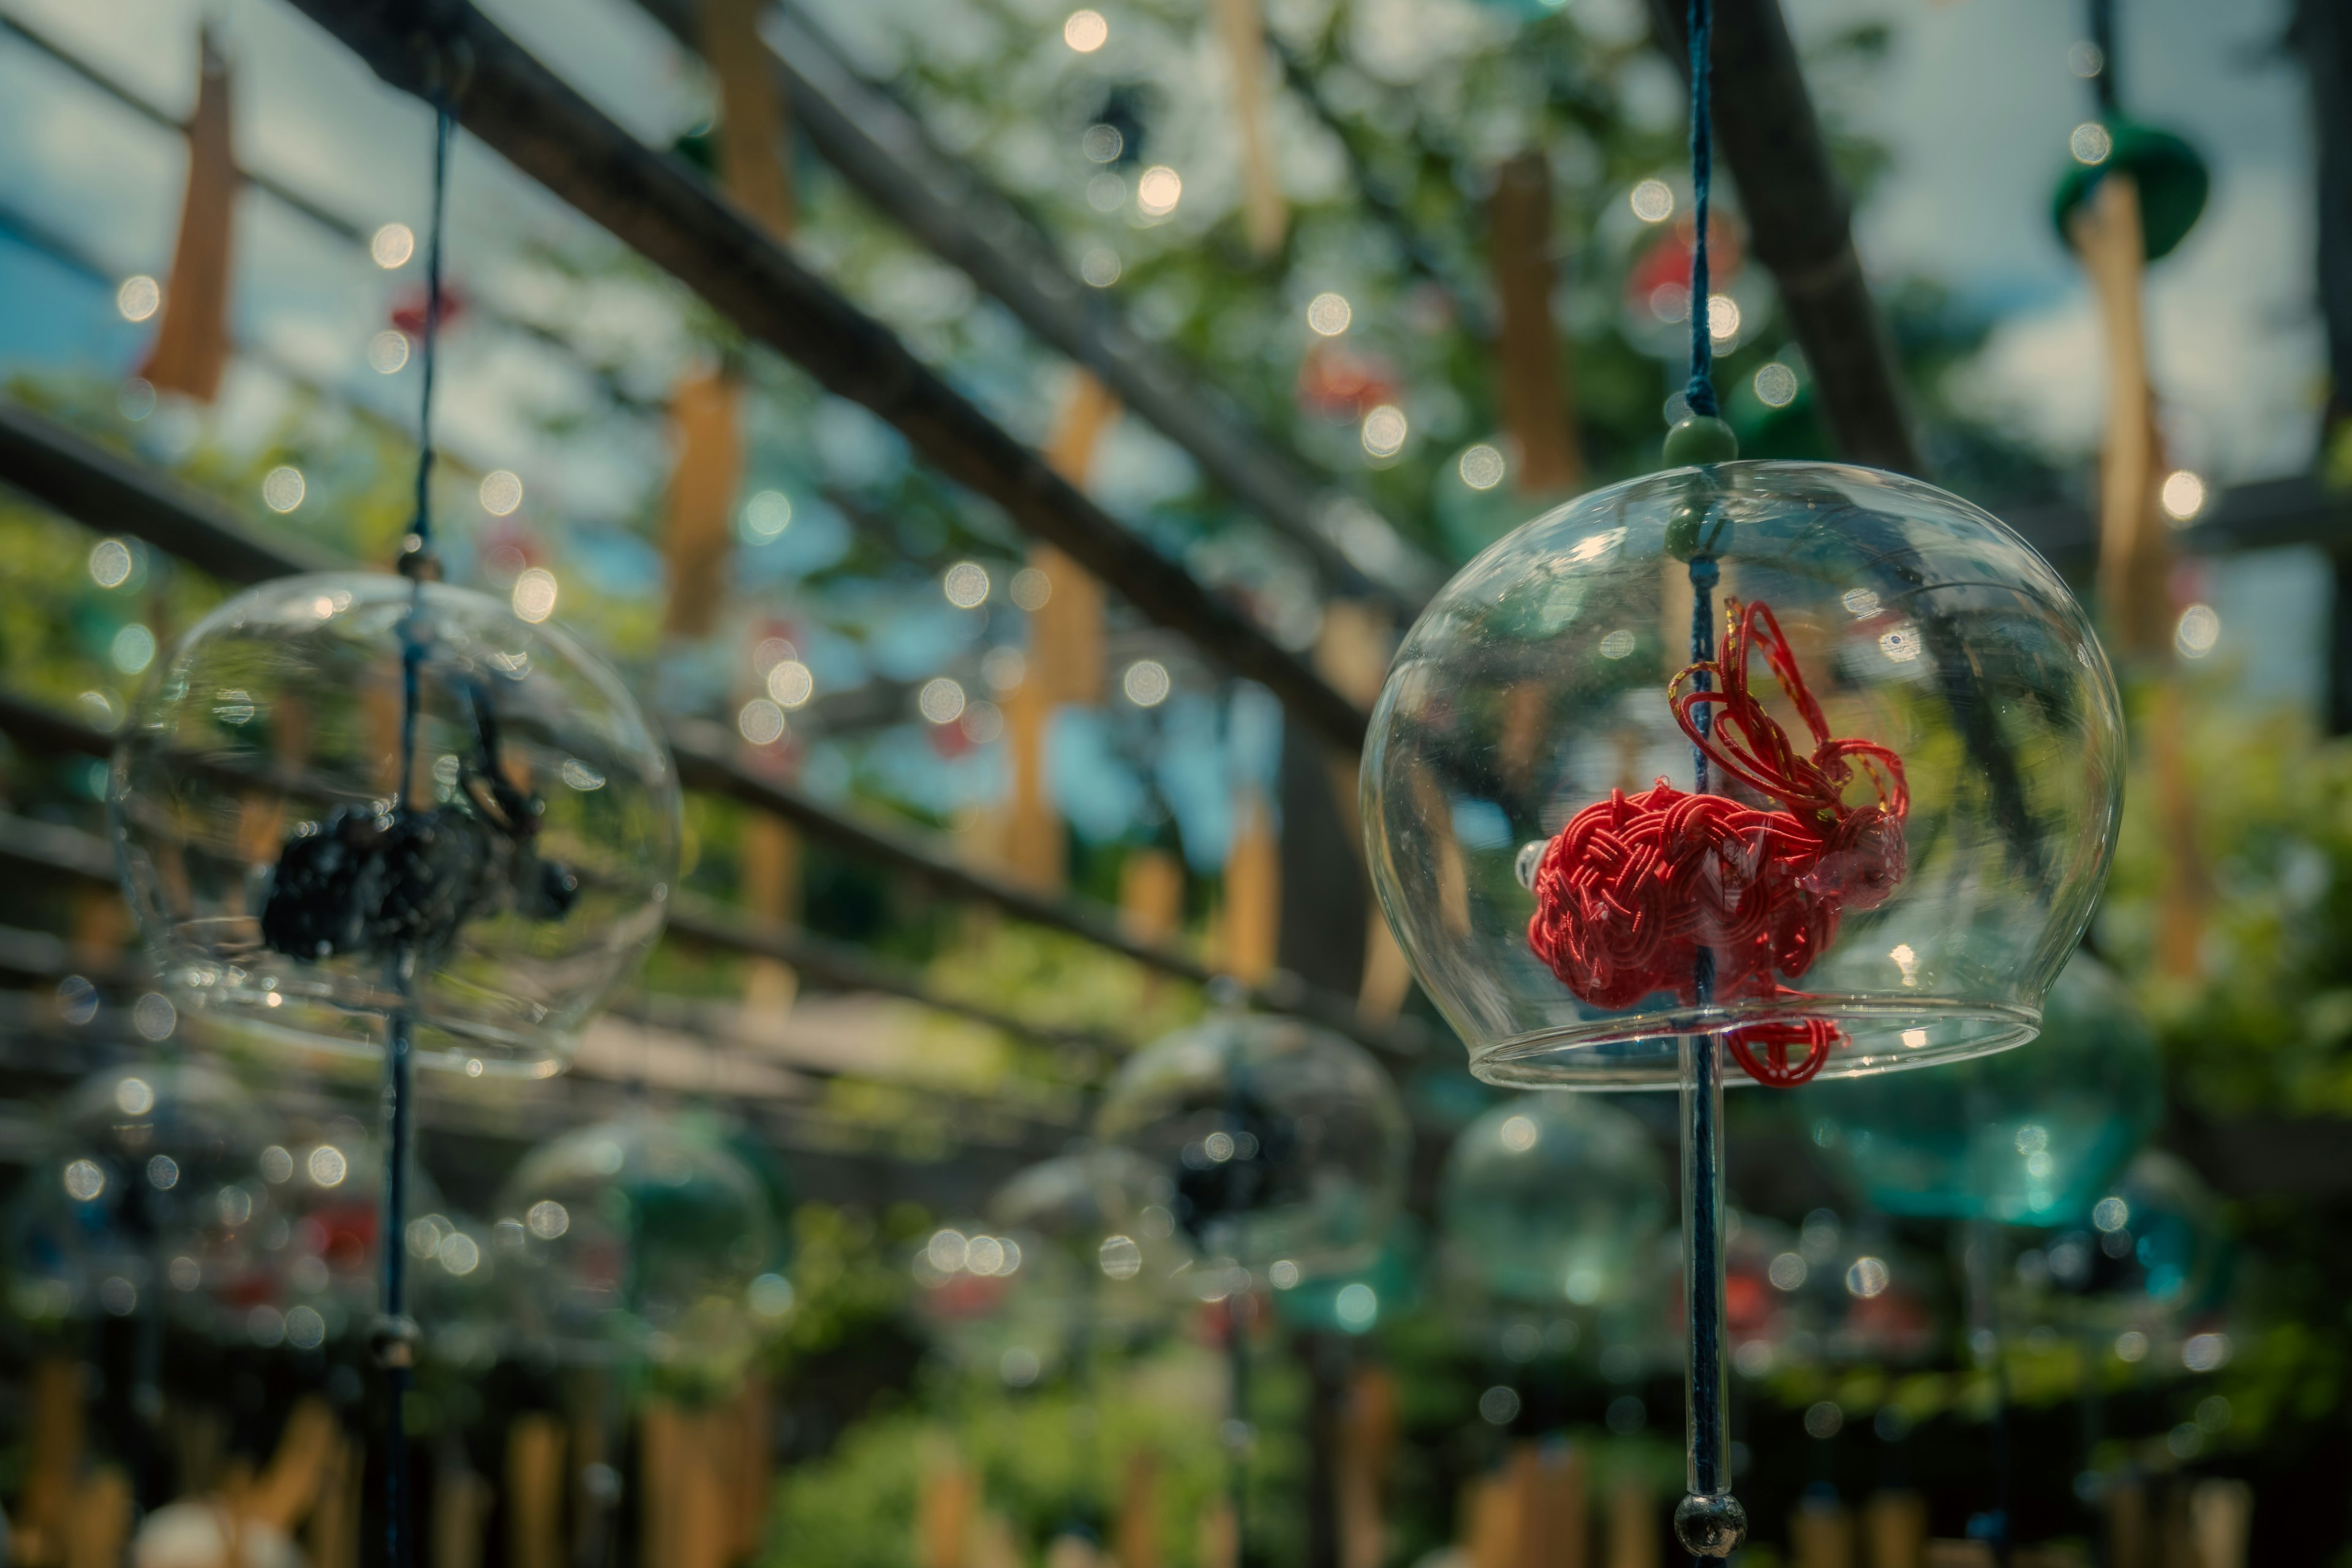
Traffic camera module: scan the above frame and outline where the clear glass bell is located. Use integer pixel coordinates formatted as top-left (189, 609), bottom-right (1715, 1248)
top-left (910, 1210), bottom-right (1084, 1385)
top-left (9, 1063), bottom-right (270, 1331)
top-left (1439, 1092), bottom-right (1668, 1309)
top-left (111, 573), bottom-right (681, 1077)
top-left (1095, 1015), bottom-right (1409, 1279)
top-left (1362, 464), bottom-right (2124, 1087)
top-left (1806, 955), bottom-right (2161, 1223)
top-left (405, 1209), bottom-right (503, 1370)
top-left (1271, 1220), bottom-right (1421, 1336)
top-left (493, 1111), bottom-right (782, 1371)
top-left (1798, 1233), bottom-right (1941, 1368)
top-left (2023, 1150), bottom-right (2231, 1361)
top-left (987, 1148), bottom-right (1195, 1344)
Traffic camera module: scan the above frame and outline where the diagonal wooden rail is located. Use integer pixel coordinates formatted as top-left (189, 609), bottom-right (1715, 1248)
top-left (277, 0), bottom-right (1370, 753)
top-left (0, 399), bottom-right (1433, 1062)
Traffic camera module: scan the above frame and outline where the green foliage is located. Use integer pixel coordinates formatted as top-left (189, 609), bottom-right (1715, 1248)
top-left (761, 1351), bottom-right (1243, 1568)
top-left (2099, 700), bottom-right (2352, 1116)
top-left (771, 1202), bottom-right (923, 1366)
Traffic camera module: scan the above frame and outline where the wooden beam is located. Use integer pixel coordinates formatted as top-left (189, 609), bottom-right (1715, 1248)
top-left (278, 0), bottom-right (1369, 754)
top-left (2002, 473), bottom-right (2352, 569)
top-left (0, 402), bottom-right (339, 583)
top-left (1646, 0), bottom-right (1921, 474)
top-left (629, 0), bottom-right (1444, 614)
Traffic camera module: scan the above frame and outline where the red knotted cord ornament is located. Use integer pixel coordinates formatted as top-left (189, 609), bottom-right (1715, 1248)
top-left (1527, 598), bottom-right (1909, 1087)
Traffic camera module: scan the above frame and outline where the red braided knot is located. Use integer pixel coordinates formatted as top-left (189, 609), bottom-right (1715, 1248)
top-left (1526, 599), bottom-right (1909, 1087)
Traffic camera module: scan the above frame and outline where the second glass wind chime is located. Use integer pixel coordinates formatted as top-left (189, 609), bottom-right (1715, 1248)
top-left (108, 54), bottom-right (680, 1568)
top-left (1360, 0), bottom-right (2126, 1551)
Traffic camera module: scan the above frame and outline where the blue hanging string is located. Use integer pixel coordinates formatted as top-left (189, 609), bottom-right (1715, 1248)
top-left (1683, 0), bottom-right (1719, 420)
top-left (1683, 0), bottom-right (1732, 1553)
top-left (380, 97), bottom-right (453, 1568)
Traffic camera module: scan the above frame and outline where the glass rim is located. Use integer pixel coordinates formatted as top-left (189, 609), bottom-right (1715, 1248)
top-left (1469, 997), bottom-right (2043, 1091)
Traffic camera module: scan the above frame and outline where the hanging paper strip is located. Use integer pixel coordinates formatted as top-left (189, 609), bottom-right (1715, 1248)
top-left (141, 31), bottom-right (237, 402)
top-left (1120, 847), bottom-right (1185, 945)
top-left (1487, 149), bottom-right (1583, 497)
top-left (723, 1379), bottom-right (774, 1561)
top-left (1790, 1493), bottom-right (1853, 1568)
top-left (1212, 0), bottom-right (1286, 257)
top-left (2070, 171), bottom-right (2207, 969)
top-left (431, 1461), bottom-right (492, 1568)
top-left (701, 0), bottom-right (795, 238)
top-left (244, 1399), bottom-right (341, 1534)
top-left (999, 371), bottom-right (1119, 889)
top-left (662, 368), bottom-right (746, 639)
top-left (1464, 1468), bottom-right (1517, 1568)
top-left (1116, 1449), bottom-right (1162, 1568)
top-left (1335, 1368), bottom-right (1401, 1568)
top-left (1521, 1441), bottom-right (1588, 1568)
top-left (1864, 1491), bottom-right (1926, 1568)
top-left (66, 1468), bottom-right (134, 1568)
top-left (505, 1413), bottom-right (567, 1568)
top-left (304, 1427), bottom-right (363, 1568)
top-left (1605, 1472), bottom-right (1659, 1568)
top-left (1034, 369), bottom-right (1119, 706)
top-left (741, 812), bottom-right (802, 1012)
top-left (919, 1441), bottom-right (979, 1568)
top-left (17, 1358), bottom-right (83, 1566)
top-left (2069, 173), bottom-right (2172, 659)
top-left (1198, 1502), bottom-right (1240, 1568)
top-left (641, 1403), bottom-right (739, 1568)
top-left (1222, 790), bottom-right (1280, 985)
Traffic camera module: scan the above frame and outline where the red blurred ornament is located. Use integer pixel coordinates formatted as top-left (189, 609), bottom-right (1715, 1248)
top-left (390, 281), bottom-right (467, 339)
top-left (1296, 341), bottom-right (1401, 422)
top-left (1626, 214), bottom-right (1744, 316)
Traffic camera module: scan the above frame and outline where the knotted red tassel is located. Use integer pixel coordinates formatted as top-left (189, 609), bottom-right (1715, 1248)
top-left (1526, 598), bottom-right (1907, 1087)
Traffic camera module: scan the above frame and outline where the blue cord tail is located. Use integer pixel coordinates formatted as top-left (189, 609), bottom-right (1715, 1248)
top-left (1684, 0), bottom-right (1719, 419)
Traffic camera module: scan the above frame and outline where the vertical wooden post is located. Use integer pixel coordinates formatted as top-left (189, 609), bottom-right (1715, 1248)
top-left (1792, 1493), bottom-right (1855, 1568)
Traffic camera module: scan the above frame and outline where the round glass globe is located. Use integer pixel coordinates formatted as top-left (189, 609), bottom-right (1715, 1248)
top-left (911, 1212), bottom-right (1087, 1385)
top-left (2032, 1152), bottom-right (2229, 1339)
top-left (404, 1209), bottom-right (504, 1370)
top-left (10, 1063), bottom-right (271, 1329)
top-left (1796, 1235), bottom-right (1941, 1367)
top-left (494, 1112), bottom-right (780, 1369)
top-left (244, 1117), bottom-right (448, 1347)
top-left (1439, 1093), bottom-right (1668, 1308)
top-left (112, 573), bottom-right (681, 1076)
top-left (1362, 464), bottom-right (2123, 1087)
top-left (1806, 954), bottom-right (2160, 1223)
top-left (1273, 1221), bottom-right (1420, 1336)
top-left (1614, 1218), bottom-right (1797, 1380)
top-left (989, 1149), bottom-right (1194, 1343)
top-left (1095, 1015), bottom-right (1409, 1278)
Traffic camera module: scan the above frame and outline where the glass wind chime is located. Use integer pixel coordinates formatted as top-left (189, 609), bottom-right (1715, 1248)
top-left (1096, 1013), bottom-right (1411, 1558)
top-left (108, 86), bottom-right (679, 1568)
top-left (1359, 0), bottom-right (2125, 1550)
